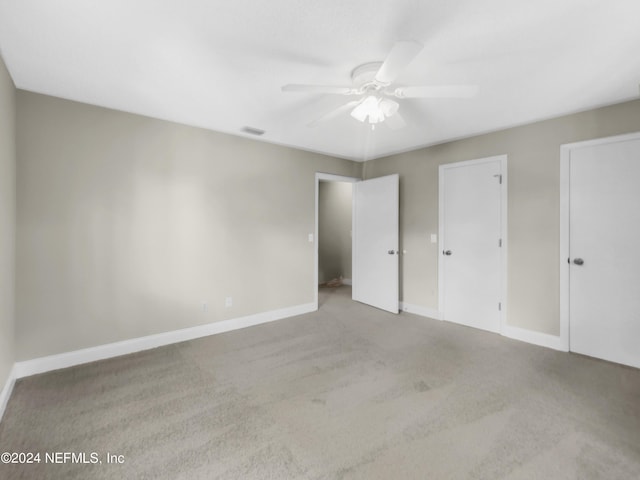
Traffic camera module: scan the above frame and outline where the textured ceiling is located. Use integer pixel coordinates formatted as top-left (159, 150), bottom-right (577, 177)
top-left (1, 0), bottom-right (639, 161)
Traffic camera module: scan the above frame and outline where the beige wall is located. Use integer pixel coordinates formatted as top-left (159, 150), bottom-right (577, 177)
top-left (16, 91), bottom-right (361, 360)
top-left (318, 181), bottom-right (352, 284)
top-left (0, 55), bottom-right (16, 386)
top-left (13, 87), bottom-right (640, 361)
top-left (364, 99), bottom-right (640, 336)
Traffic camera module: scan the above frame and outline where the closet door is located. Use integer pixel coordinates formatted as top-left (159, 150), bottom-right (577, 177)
top-left (440, 156), bottom-right (506, 333)
top-left (568, 136), bottom-right (640, 368)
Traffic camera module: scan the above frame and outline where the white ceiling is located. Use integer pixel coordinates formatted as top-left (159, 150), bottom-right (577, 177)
top-left (1, 0), bottom-right (639, 161)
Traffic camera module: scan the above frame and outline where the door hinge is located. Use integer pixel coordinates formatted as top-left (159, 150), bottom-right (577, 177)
top-left (494, 174), bottom-right (503, 184)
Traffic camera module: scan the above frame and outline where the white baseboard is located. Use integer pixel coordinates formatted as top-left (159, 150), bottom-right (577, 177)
top-left (400, 302), bottom-right (442, 320)
top-left (502, 325), bottom-right (567, 351)
top-left (14, 302), bottom-right (316, 379)
top-left (0, 365), bottom-right (17, 422)
top-left (400, 302), bottom-right (566, 352)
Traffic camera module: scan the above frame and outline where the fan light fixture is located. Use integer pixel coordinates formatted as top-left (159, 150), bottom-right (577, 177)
top-left (350, 96), bottom-right (399, 125)
top-left (282, 40), bottom-right (478, 130)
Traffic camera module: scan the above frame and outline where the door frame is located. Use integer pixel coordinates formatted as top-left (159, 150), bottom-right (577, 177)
top-left (559, 131), bottom-right (640, 352)
top-left (314, 172), bottom-right (360, 310)
top-left (438, 154), bottom-right (508, 333)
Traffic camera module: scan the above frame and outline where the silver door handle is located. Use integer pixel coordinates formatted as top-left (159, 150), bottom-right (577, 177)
top-left (443, 250), bottom-right (452, 256)
top-left (573, 258), bottom-right (584, 265)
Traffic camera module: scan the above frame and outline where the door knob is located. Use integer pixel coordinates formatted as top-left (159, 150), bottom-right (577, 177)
top-left (573, 258), bottom-right (584, 265)
top-left (443, 250), bottom-right (452, 256)
top-left (388, 250), bottom-right (396, 255)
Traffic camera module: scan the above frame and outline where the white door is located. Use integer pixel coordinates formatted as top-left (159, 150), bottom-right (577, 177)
top-left (352, 174), bottom-right (399, 313)
top-left (440, 156), bottom-right (505, 332)
top-left (568, 137), bottom-right (640, 368)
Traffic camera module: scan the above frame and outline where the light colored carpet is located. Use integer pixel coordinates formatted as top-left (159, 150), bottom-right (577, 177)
top-left (1, 286), bottom-right (639, 479)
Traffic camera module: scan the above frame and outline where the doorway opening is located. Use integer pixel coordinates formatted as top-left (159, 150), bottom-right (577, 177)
top-left (314, 173), bottom-right (359, 310)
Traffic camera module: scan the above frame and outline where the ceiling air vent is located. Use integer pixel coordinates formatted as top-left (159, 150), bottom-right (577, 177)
top-left (241, 126), bottom-right (265, 136)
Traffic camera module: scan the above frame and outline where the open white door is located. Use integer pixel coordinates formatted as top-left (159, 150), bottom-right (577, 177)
top-left (352, 174), bottom-right (399, 313)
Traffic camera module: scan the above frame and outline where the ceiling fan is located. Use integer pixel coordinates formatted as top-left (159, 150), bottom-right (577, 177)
top-left (281, 40), bottom-right (478, 129)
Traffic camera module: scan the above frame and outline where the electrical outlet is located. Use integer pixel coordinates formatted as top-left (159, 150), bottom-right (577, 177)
top-left (202, 302), bottom-right (208, 313)
top-left (225, 297), bottom-right (233, 307)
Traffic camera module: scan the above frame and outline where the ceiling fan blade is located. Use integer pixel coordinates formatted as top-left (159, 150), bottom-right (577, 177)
top-left (392, 85), bottom-right (479, 98)
top-left (374, 40), bottom-right (424, 85)
top-left (384, 112), bottom-right (406, 130)
top-left (308, 99), bottom-right (363, 127)
top-left (282, 84), bottom-right (355, 95)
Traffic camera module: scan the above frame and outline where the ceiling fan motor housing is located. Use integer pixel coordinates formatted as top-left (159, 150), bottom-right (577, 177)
top-left (351, 62), bottom-right (386, 90)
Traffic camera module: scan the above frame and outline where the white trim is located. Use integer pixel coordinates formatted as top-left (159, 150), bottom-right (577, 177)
top-left (316, 173), bottom-right (360, 183)
top-left (13, 303), bottom-right (315, 379)
top-left (559, 145), bottom-right (571, 351)
top-left (314, 172), bottom-right (360, 310)
top-left (499, 158), bottom-right (509, 333)
top-left (401, 302), bottom-right (568, 352)
top-left (503, 325), bottom-right (567, 351)
top-left (560, 131), bottom-right (640, 151)
top-left (438, 168), bottom-right (445, 319)
top-left (0, 365), bottom-right (17, 422)
top-left (438, 154), bottom-right (508, 332)
top-left (560, 131), bottom-right (640, 353)
top-left (400, 302), bottom-right (442, 320)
